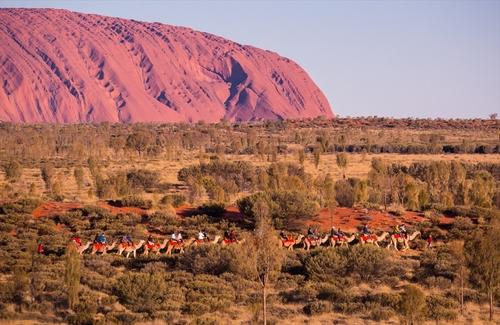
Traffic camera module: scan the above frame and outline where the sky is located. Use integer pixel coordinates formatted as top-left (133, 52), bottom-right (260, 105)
top-left (1, 0), bottom-right (499, 118)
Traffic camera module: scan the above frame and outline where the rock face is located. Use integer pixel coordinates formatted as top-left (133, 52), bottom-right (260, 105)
top-left (0, 8), bottom-right (333, 123)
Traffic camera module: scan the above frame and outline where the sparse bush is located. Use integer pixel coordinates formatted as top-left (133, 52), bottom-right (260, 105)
top-left (398, 285), bottom-right (426, 325)
top-left (160, 194), bottom-right (186, 207)
top-left (303, 300), bottom-right (331, 315)
top-left (3, 160), bottom-right (22, 180)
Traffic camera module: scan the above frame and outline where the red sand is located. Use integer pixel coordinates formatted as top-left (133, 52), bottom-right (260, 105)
top-left (0, 8), bottom-right (332, 123)
top-left (32, 201), bottom-right (146, 218)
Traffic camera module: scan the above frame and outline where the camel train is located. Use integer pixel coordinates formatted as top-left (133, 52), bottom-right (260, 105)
top-left (66, 227), bottom-right (423, 258)
top-left (69, 233), bottom-right (242, 257)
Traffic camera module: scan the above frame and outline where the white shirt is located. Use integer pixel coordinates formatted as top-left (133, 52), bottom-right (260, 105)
top-left (198, 232), bottom-right (205, 240)
top-left (171, 233), bottom-right (177, 240)
top-left (177, 233), bottom-right (183, 240)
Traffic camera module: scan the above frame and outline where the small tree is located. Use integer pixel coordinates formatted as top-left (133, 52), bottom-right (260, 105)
top-left (40, 162), bottom-right (55, 192)
top-left (465, 223), bottom-right (500, 321)
top-left (252, 198), bottom-right (284, 325)
top-left (398, 285), bottom-right (426, 325)
top-left (313, 147), bottom-right (321, 169)
top-left (65, 244), bottom-right (81, 310)
top-left (3, 160), bottom-right (22, 180)
top-left (336, 152), bottom-right (348, 178)
top-left (297, 148), bottom-right (305, 166)
top-left (73, 166), bottom-right (84, 190)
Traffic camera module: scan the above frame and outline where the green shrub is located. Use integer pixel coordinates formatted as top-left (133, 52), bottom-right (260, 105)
top-left (126, 169), bottom-right (160, 191)
top-left (178, 245), bottom-right (233, 275)
top-left (305, 248), bottom-right (348, 282)
top-left (347, 245), bottom-right (390, 282)
top-left (183, 275), bottom-right (235, 315)
top-left (398, 285), bottom-right (426, 324)
top-left (426, 294), bottom-right (458, 324)
top-left (111, 196), bottom-right (152, 209)
top-left (113, 272), bottom-right (184, 314)
top-left (197, 202), bottom-right (226, 219)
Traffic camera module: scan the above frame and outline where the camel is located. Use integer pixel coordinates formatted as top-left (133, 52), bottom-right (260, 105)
top-left (220, 237), bottom-right (246, 246)
top-left (75, 241), bottom-right (92, 255)
top-left (116, 240), bottom-right (145, 258)
top-left (191, 235), bottom-right (221, 247)
top-left (279, 235), bottom-right (304, 251)
top-left (165, 238), bottom-right (196, 256)
top-left (329, 234), bottom-right (356, 248)
top-left (387, 231), bottom-right (421, 251)
top-left (303, 234), bottom-right (329, 251)
top-left (358, 232), bottom-right (389, 247)
top-left (90, 240), bottom-right (117, 255)
top-left (143, 239), bottom-right (169, 256)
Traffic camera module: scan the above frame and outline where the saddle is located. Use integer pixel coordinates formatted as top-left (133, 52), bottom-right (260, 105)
top-left (361, 234), bottom-right (376, 241)
top-left (223, 238), bottom-right (237, 244)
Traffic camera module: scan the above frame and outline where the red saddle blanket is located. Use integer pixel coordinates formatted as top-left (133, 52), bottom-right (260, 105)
top-left (361, 235), bottom-right (377, 241)
top-left (94, 243), bottom-right (106, 250)
top-left (146, 242), bottom-right (158, 249)
top-left (169, 240), bottom-right (183, 247)
top-left (223, 239), bottom-right (238, 244)
top-left (332, 236), bottom-right (346, 241)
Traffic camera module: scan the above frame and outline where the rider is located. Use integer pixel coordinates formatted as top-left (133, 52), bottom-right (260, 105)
top-left (330, 226), bottom-right (340, 238)
top-left (172, 231), bottom-right (182, 243)
top-left (280, 230), bottom-right (287, 240)
top-left (147, 235), bottom-right (155, 246)
top-left (121, 234), bottom-right (133, 246)
top-left (393, 224), bottom-right (400, 234)
top-left (95, 233), bottom-right (107, 244)
top-left (337, 228), bottom-right (345, 237)
top-left (400, 224), bottom-right (408, 238)
top-left (361, 224), bottom-right (370, 235)
top-left (71, 236), bottom-right (82, 246)
top-left (197, 230), bottom-right (206, 241)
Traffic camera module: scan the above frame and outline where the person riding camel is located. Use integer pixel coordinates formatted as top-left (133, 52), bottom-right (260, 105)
top-left (361, 224), bottom-right (370, 235)
top-left (394, 224), bottom-right (400, 234)
top-left (171, 231), bottom-right (182, 243)
top-left (121, 234), bottom-right (133, 246)
top-left (337, 228), bottom-right (345, 237)
top-left (400, 224), bottom-right (408, 238)
top-left (71, 236), bottom-right (82, 247)
top-left (95, 233), bottom-right (107, 244)
top-left (330, 226), bottom-right (340, 238)
top-left (197, 230), bottom-right (206, 241)
top-left (280, 230), bottom-right (287, 241)
top-left (147, 235), bottom-right (155, 246)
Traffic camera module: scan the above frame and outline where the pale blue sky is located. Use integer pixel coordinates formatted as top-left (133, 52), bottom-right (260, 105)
top-left (1, 0), bottom-right (499, 118)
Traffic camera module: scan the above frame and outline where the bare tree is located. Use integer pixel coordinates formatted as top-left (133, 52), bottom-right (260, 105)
top-left (252, 198), bottom-right (284, 325)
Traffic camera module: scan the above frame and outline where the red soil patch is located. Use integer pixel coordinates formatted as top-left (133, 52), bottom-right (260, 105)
top-left (307, 207), bottom-right (430, 233)
top-left (32, 201), bottom-right (147, 218)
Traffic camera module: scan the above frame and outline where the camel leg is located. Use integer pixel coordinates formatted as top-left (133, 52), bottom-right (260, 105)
top-left (133, 250), bottom-right (136, 258)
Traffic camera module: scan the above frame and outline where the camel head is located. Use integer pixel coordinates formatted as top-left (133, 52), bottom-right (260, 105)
top-left (184, 238), bottom-right (196, 246)
top-left (135, 240), bottom-right (145, 249)
top-left (409, 231), bottom-right (421, 241)
top-left (212, 235), bottom-right (221, 244)
top-left (296, 234), bottom-right (304, 243)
